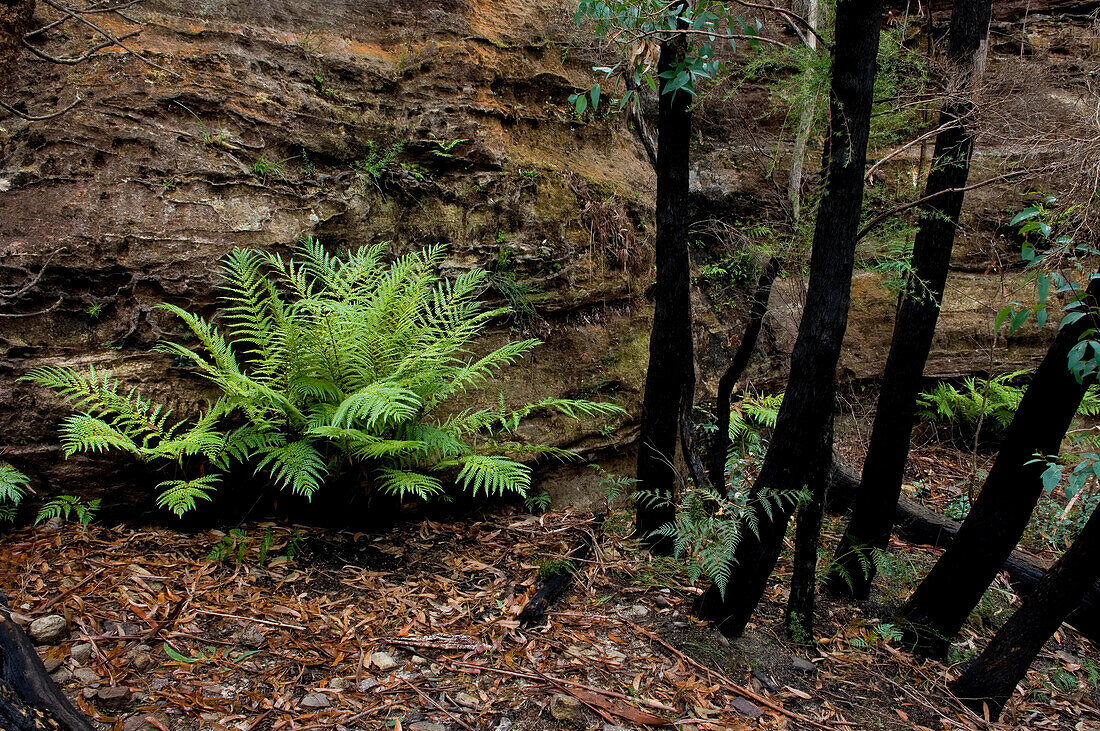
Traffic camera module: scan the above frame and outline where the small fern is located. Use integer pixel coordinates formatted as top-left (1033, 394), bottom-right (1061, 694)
top-left (36, 495), bottom-right (100, 527)
top-left (0, 462), bottom-right (30, 523)
top-left (28, 240), bottom-right (625, 516)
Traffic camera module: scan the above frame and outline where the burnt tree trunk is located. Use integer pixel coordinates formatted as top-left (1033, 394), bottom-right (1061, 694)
top-left (0, 601), bottom-right (96, 731)
top-left (634, 14), bottom-right (694, 555)
top-left (695, 0), bottom-right (883, 638)
top-left (950, 503), bottom-right (1100, 720)
top-left (825, 0), bottom-right (992, 600)
top-left (708, 256), bottom-right (783, 490)
top-left (900, 275), bottom-right (1100, 657)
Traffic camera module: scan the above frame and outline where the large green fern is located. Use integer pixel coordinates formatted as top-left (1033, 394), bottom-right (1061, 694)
top-left (27, 240), bottom-right (625, 517)
top-left (0, 462), bottom-right (29, 523)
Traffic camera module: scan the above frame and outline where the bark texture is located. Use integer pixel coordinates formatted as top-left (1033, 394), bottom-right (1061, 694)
top-left (695, 0), bottom-right (884, 637)
top-left (901, 275), bottom-right (1100, 657)
top-left (634, 18), bottom-right (694, 553)
top-left (826, 0), bottom-right (993, 600)
top-left (950, 504), bottom-right (1100, 720)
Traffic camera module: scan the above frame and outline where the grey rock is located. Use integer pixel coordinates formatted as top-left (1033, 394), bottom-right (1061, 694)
top-left (629, 603), bottom-right (649, 617)
top-left (96, 686), bottom-right (131, 709)
top-left (357, 678), bottom-right (380, 692)
top-left (409, 723), bottom-right (446, 731)
top-left (82, 687), bottom-right (97, 699)
top-left (50, 669), bottom-right (72, 684)
top-left (122, 714), bottom-right (171, 731)
top-left (792, 656), bottom-right (817, 673)
top-left (493, 719), bottom-right (513, 731)
top-left (236, 624), bottom-right (267, 649)
top-left (42, 657), bottom-right (62, 673)
top-left (70, 642), bottom-right (93, 664)
top-left (131, 652), bottom-right (157, 671)
top-left (455, 691), bottom-right (479, 708)
top-left (330, 676), bottom-right (350, 691)
top-left (549, 693), bottom-right (582, 722)
top-left (604, 726), bottom-right (631, 731)
top-left (370, 651), bottom-right (397, 671)
top-left (300, 692), bottom-right (331, 708)
top-left (73, 667), bottom-right (100, 684)
top-left (28, 614), bottom-right (68, 644)
top-left (200, 684), bottom-right (226, 698)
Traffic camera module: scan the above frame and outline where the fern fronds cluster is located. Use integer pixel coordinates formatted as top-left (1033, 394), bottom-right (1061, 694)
top-left (0, 462), bottom-right (30, 522)
top-left (27, 239), bottom-right (625, 516)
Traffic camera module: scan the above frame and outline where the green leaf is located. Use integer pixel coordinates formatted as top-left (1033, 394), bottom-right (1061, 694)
top-left (590, 83), bottom-right (600, 110)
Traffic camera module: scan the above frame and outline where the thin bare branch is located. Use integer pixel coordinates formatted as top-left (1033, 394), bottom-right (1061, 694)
top-left (0, 97), bottom-right (82, 120)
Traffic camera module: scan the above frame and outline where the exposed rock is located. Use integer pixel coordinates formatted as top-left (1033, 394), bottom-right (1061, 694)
top-left (455, 692), bottom-right (479, 708)
top-left (370, 651), bottom-right (397, 671)
top-left (96, 686), bottom-right (131, 709)
top-left (329, 677), bottom-right (350, 691)
top-left (42, 657), bottom-right (62, 673)
top-left (73, 667), bottom-right (100, 684)
top-left (70, 642), bottom-right (93, 664)
top-left (792, 656), bottom-right (817, 673)
top-left (131, 652), bottom-right (157, 672)
top-left (235, 623), bottom-right (267, 649)
top-left (28, 614), bottom-right (68, 644)
top-left (300, 692), bottom-right (331, 709)
top-left (493, 718), bottom-right (513, 731)
top-left (409, 722), bottom-right (446, 731)
top-left (122, 714), bottom-right (171, 731)
top-left (357, 678), bottom-right (380, 692)
top-left (50, 668), bottom-right (72, 684)
top-left (549, 693), bottom-right (582, 722)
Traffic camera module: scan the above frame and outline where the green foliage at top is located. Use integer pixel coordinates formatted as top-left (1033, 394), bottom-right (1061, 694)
top-left (27, 240), bottom-right (624, 517)
top-left (0, 462), bottom-right (29, 523)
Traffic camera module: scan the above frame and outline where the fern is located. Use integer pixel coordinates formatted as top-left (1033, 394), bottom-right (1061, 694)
top-left (0, 462), bottom-right (29, 522)
top-left (36, 495), bottom-right (100, 527)
top-left (28, 239), bottom-right (626, 516)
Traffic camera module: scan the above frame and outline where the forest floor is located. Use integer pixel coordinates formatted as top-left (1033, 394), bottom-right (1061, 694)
top-left (2, 440), bottom-right (1100, 731)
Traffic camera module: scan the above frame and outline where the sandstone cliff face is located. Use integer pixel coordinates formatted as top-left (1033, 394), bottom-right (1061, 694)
top-left (0, 0), bottom-right (1095, 513)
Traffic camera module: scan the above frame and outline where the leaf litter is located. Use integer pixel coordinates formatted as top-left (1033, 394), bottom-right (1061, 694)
top-left (0, 505), bottom-right (1098, 730)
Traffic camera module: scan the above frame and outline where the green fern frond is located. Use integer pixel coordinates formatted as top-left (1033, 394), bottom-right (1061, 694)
top-left (331, 382), bottom-right (421, 430)
top-left (254, 440), bottom-right (327, 497)
top-left (156, 475), bottom-right (221, 517)
top-left (0, 462), bottom-right (30, 508)
top-left (58, 415), bottom-right (142, 457)
top-left (447, 455), bottom-right (530, 497)
top-left (376, 468), bottom-right (445, 500)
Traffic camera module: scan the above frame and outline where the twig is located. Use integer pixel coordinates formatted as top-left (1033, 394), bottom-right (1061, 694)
top-left (0, 97), bottom-right (82, 120)
top-left (400, 677), bottom-right (476, 731)
top-left (193, 608), bottom-right (306, 631)
top-left (625, 620), bottom-right (840, 730)
top-left (856, 170), bottom-right (1028, 242)
top-left (32, 568), bottom-right (104, 613)
top-left (38, 0), bottom-right (177, 75)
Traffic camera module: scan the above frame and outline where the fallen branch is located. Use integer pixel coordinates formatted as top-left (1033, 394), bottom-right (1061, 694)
top-left (518, 515), bottom-right (604, 627)
top-left (826, 457), bottom-right (1100, 645)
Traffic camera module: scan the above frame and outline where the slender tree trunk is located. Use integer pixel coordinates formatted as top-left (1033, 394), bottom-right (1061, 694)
top-left (950, 503), bottom-right (1100, 720)
top-left (825, 0), bottom-right (992, 601)
top-left (635, 16), bottom-right (694, 554)
top-left (695, 0), bottom-right (884, 638)
top-left (708, 256), bottom-right (783, 490)
top-left (900, 275), bottom-right (1100, 657)
top-left (787, 0), bottom-right (818, 224)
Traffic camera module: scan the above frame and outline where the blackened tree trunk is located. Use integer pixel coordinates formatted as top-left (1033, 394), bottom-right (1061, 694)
top-left (634, 20), bottom-right (694, 554)
top-left (695, 0), bottom-right (884, 638)
top-left (825, 0), bottom-right (992, 601)
top-left (708, 257), bottom-right (783, 490)
top-left (900, 276), bottom-right (1100, 657)
top-left (950, 502), bottom-right (1100, 720)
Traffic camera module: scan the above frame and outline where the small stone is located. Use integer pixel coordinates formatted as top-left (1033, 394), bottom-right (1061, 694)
top-left (409, 723), bottom-right (445, 731)
top-left (236, 624), bottom-right (267, 649)
top-left (455, 691), bottom-right (479, 708)
top-left (73, 667), bottom-right (100, 684)
top-left (330, 677), bottom-right (350, 691)
top-left (131, 652), bottom-right (156, 671)
top-left (200, 684), bottom-right (226, 698)
top-left (357, 678), bottom-right (380, 692)
top-left (604, 726), bottom-right (631, 731)
top-left (29, 614), bottom-right (68, 644)
top-left (82, 688), bottom-right (97, 699)
top-left (71, 642), bottom-right (93, 664)
top-left (792, 656), bottom-right (817, 673)
top-left (493, 718), bottom-right (513, 731)
top-left (42, 657), bottom-right (63, 673)
top-left (51, 669), bottom-right (72, 684)
top-left (97, 686), bottom-right (131, 709)
top-left (370, 651), bottom-right (397, 671)
top-left (629, 604), bottom-right (649, 617)
top-left (549, 693), bottom-right (583, 722)
top-left (654, 595), bottom-right (671, 608)
top-left (410, 654), bottom-right (429, 665)
top-left (122, 715), bottom-right (171, 731)
top-left (300, 692), bottom-right (331, 709)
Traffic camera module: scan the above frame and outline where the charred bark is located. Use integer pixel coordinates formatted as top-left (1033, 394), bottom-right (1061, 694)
top-left (635, 13), bottom-right (694, 555)
top-left (950, 504), bottom-right (1100, 720)
top-left (826, 457), bottom-right (1100, 644)
top-left (0, 600), bottom-right (95, 731)
top-left (695, 0), bottom-right (883, 638)
top-left (826, 0), bottom-right (993, 600)
top-left (900, 276), bottom-right (1100, 657)
top-left (708, 257), bottom-right (783, 491)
